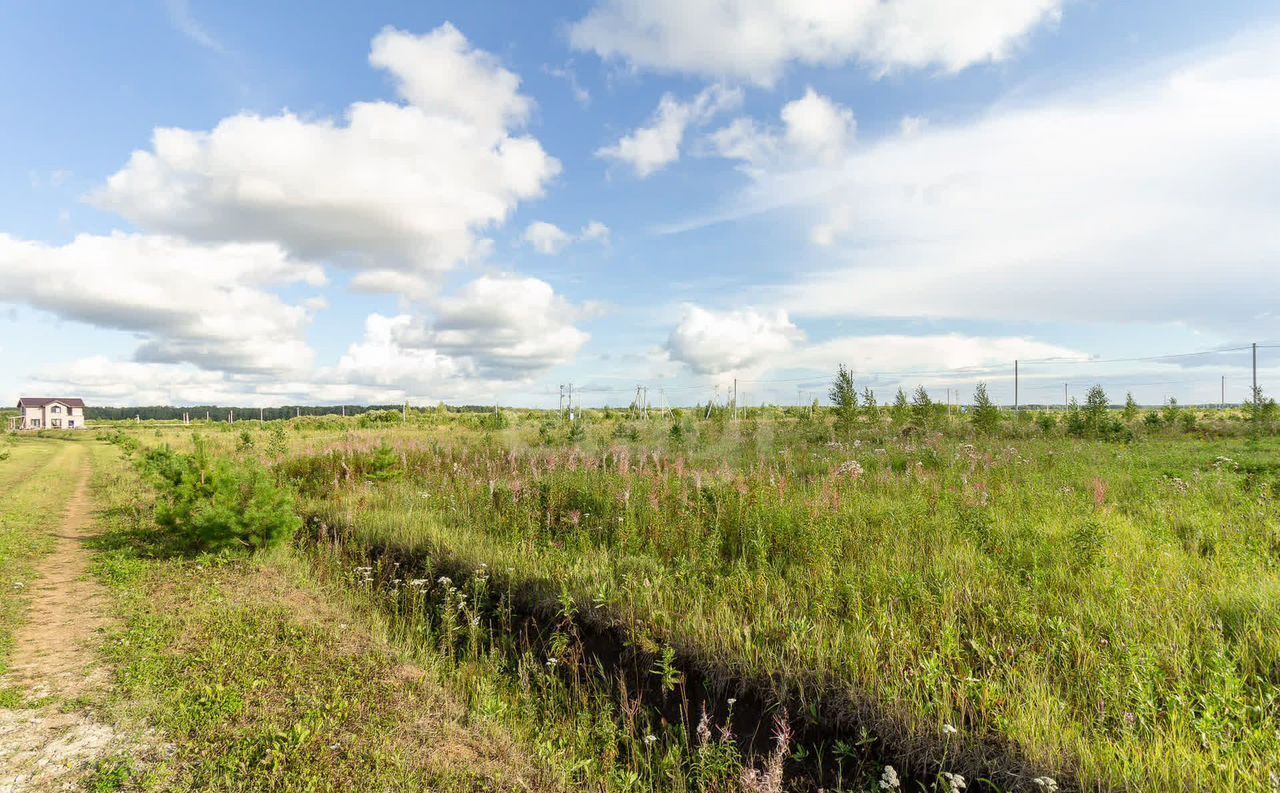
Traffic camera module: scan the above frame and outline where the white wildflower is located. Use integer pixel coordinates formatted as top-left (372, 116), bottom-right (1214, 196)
top-left (942, 723), bottom-right (958, 735)
top-left (1032, 778), bottom-right (1059, 792)
top-left (643, 734), bottom-right (657, 745)
top-left (941, 772), bottom-right (966, 792)
top-left (879, 765), bottom-right (900, 789)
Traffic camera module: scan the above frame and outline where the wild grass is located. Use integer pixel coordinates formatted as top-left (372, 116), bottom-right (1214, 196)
top-left (272, 416), bottom-right (1280, 791)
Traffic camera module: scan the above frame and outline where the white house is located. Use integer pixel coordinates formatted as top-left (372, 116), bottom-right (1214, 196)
top-left (13, 397), bottom-right (87, 430)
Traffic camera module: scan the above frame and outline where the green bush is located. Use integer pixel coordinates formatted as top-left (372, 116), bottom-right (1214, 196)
top-left (142, 436), bottom-right (300, 553)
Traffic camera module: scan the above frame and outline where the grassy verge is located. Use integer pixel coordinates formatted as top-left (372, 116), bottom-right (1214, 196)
top-left (0, 437), bottom-right (83, 681)
top-left (85, 440), bottom-right (554, 791)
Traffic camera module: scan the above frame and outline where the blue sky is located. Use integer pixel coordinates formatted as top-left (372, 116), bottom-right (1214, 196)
top-left (2, 0), bottom-right (1278, 408)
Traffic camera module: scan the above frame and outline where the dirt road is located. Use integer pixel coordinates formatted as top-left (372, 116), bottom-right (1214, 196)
top-left (0, 443), bottom-right (124, 792)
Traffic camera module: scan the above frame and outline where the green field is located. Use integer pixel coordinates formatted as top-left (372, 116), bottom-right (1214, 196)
top-left (83, 395), bottom-right (1280, 792)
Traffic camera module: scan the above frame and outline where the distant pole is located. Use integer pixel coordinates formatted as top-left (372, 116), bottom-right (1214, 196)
top-left (1221, 375), bottom-right (1225, 409)
top-left (342, 405), bottom-right (346, 417)
top-left (733, 378), bottom-right (738, 421)
top-left (229, 409), bottom-right (234, 424)
top-left (1014, 360), bottom-right (1019, 411)
top-left (404, 401), bottom-right (409, 423)
top-left (259, 406), bottom-right (264, 422)
top-left (1253, 342), bottom-right (1259, 407)
top-left (1064, 383), bottom-right (1068, 411)
top-left (206, 410), bottom-right (210, 422)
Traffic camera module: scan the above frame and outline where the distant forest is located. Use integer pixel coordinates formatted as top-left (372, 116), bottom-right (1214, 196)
top-left (83, 404), bottom-right (499, 421)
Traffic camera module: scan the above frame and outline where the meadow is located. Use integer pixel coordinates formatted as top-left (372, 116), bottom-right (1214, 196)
top-left (88, 390), bottom-right (1280, 792)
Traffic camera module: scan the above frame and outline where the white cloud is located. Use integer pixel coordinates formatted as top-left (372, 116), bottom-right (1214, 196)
top-left (0, 232), bottom-right (323, 374)
top-left (580, 220), bottom-right (611, 243)
top-left (418, 274), bottom-right (591, 374)
top-left (30, 357), bottom-right (232, 406)
top-left (524, 221), bottom-right (573, 254)
top-left (666, 305), bottom-right (802, 375)
top-left (711, 88), bottom-right (855, 168)
top-left (570, 0), bottom-right (1063, 85)
top-left (790, 334), bottom-right (1084, 376)
top-left (524, 219), bottom-right (612, 254)
top-left (330, 314), bottom-right (467, 393)
top-left (597, 85), bottom-right (741, 177)
top-left (368, 23), bottom-right (531, 136)
top-left (92, 24), bottom-right (559, 290)
top-left (781, 88), bottom-right (856, 158)
top-left (713, 28), bottom-right (1280, 332)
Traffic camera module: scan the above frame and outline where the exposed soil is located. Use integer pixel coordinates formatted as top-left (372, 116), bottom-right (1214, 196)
top-left (0, 446), bottom-right (126, 792)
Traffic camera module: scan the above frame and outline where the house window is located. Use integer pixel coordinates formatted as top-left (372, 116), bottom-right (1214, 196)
top-left (68, 420), bottom-right (75, 428)
top-left (30, 419), bottom-right (41, 428)
top-left (52, 405), bottom-right (61, 413)
top-left (52, 419), bottom-right (62, 428)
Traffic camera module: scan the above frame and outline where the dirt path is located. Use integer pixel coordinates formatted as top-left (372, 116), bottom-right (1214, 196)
top-left (0, 444), bottom-right (124, 792)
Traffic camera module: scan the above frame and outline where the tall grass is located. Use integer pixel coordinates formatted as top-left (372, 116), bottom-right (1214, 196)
top-left (278, 422), bottom-right (1280, 791)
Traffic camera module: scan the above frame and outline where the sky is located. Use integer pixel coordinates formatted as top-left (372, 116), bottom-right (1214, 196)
top-left (1, 0), bottom-right (1279, 409)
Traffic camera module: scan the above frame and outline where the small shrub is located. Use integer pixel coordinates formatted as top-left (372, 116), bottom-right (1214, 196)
top-left (970, 382), bottom-right (1000, 434)
top-left (143, 435), bottom-right (300, 553)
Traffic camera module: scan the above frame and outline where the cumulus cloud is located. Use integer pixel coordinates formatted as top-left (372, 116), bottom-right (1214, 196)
top-left (329, 313), bottom-right (467, 393)
top-left (706, 27), bottom-right (1280, 333)
top-left (523, 221), bottom-right (573, 254)
top-left (92, 23), bottom-right (559, 289)
top-left (666, 305), bottom-right (802, 375)
top-left (597, 85), bottom-right (741, 177)
top-left (417, 274), bottom-right (591, 374)
top-left (711, 88), bottom-right (855, 168)
top-left (0, 232), bottom-right (323, 374)
top-left (524, 219), bottom-right (612, 254)
top-left (570, 0), bottom-right (1063, 85)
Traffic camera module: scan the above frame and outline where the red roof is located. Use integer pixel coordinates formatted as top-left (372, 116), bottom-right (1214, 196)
top-left (17, 397), bottom-right (86, 408)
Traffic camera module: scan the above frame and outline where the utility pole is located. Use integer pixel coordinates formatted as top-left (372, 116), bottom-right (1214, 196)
top-left (559, 385), bottom-right (565, 416)
top-left (260, 406), bottom-right (264, 422)
top-left (404, 400), bottom-right (409, 423)
top-left (1221, 375), bottom-right (1225, 410)
top-left (1014, 360), bottom-right (1019, 412)
top-left (229, 409), bottom-right (234, 424)
top-left (1253, 342), bottom-right (1258, 408)
top-left (733, 378), bottom-right (738, 421)
top-left (1064, 383), bottom-right (1068, 411)
top-left (567, 383), bottom-right (574, 422)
